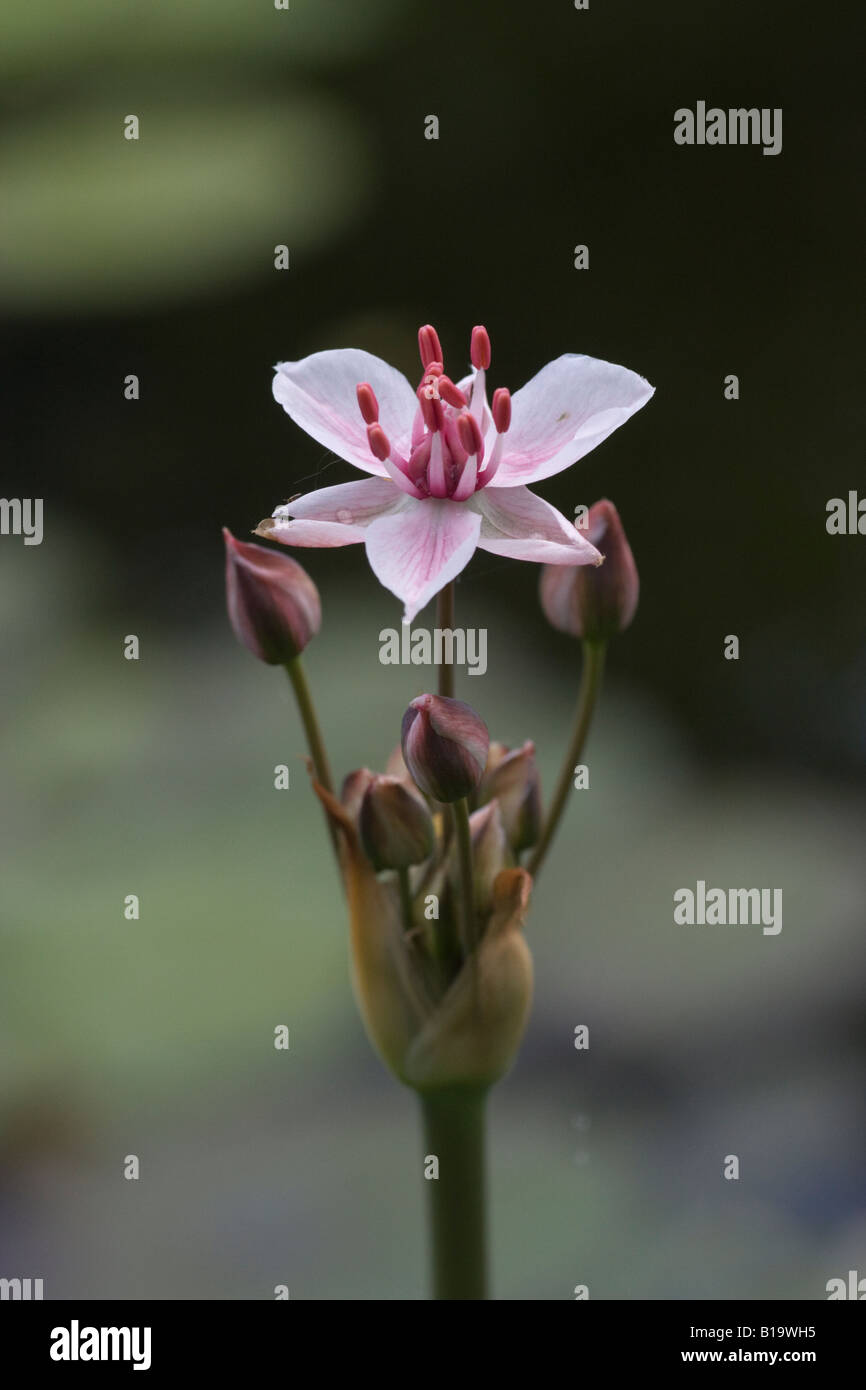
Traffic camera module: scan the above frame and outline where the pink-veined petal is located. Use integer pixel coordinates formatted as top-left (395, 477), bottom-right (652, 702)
top-left (493, 355), bottom-right (654, 486)
top-left (258, 477), bottom-right (403, 548)
top-left (258, 518), bottom-right (364, 547)
top-left (275, 477), bottom-right (403, 526)
top-left (365, 499), bottom-right (482, 623)
top-left (472, 486), bottom-right (602, 565)
top-left (272, 349), bottom-right (418, 477)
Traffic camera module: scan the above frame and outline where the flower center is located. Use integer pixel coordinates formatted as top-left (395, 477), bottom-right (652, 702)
top-left (355, 324), bottom-right (511, 502)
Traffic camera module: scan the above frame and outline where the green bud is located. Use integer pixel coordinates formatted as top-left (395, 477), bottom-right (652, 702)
top-left (468, 801), bottom-right (510, 916)
top-left (478, 741), bottom-right (542, 852)
top-left (359, 775), bottom-right (435, 872)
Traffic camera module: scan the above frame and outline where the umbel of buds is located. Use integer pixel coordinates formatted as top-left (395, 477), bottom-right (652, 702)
top-left (401, 694), bottom-right (489, 803)
top-left (540, 499), bottom-right (638, 642)
top-left (224, 528), bottom-right (320, 663)
top-left (359, 775), bottom-right (434, 872)
top-left (310, 689), bottom-right (533, 1093)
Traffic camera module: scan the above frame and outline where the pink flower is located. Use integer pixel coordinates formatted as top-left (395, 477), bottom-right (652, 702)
top-left (258, 324), bottom-right (653, 622)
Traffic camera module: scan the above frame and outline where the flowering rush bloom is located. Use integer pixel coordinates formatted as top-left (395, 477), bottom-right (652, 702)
top-left (258, 324), bottom-right (653, 622)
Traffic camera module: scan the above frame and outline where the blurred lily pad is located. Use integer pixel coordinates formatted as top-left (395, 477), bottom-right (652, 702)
top-left (1, 96), bottom-right (370, 311)
top-left (0, 0), bottom-right (405, 76)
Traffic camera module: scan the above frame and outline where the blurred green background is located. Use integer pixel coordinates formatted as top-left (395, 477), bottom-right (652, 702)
top-left (2, 0), bottom-right (863, 1299)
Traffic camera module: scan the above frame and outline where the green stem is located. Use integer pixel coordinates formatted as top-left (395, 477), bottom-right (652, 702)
top-left (420, 1087), bottom-right (488, 1300)
top-left (527, 639), bottom-right (606, 880)
top-left (437, 582), bottom-right (455, 698)
top-left (451, 797), bottom-right (476, 957)
top-left (285, 655), bottom-right (337, 854)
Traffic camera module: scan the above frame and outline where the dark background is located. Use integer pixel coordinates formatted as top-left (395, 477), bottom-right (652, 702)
top-left (2, 0), bottom-right (863, 1299)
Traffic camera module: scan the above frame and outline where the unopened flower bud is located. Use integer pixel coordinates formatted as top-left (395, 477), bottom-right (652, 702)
top-left (224, 528), bottom-right (320, 664)
top-left (478, 741), bottom-right (541, 852)
top-left (359, 775), bottom-right (435, 871)
top-left (401, 694), bottom-right (489, 803)
top-left (539, 499), bottom-right (638, 641)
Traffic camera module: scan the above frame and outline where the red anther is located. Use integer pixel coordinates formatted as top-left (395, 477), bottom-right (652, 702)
top-left (418, 324), bottom-right (443, 369)
top-left (456, 410), bottom-right (483, 457)
top-left (367, 424), bottom-right (391, 461)
top-left (492, 387), bottom-right (512, 433)
top-left (356, 382), bottom-right (379, 425)
top-left (417, 384), bottom-right (444, 431)
top-left (424, 361), bottom-right (443, 377)
top-left (470, 325), bottom-right (491, 370)
top-left (437, 375), bottom-right (467, 409)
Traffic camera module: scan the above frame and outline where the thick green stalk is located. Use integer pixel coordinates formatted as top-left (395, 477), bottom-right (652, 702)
top-left (527, 639), bottom-right (606, 879)
top-left (420, 1087), bottom-right (488, 1300)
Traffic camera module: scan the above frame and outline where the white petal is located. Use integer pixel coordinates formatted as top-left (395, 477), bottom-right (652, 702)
top-left (272, 349), bottom-right (418, 477)
top-left (472, 486), bottom-right (602, 564)
top-left (494, 354), bottom-right (654, 486)
top-left (365, 499), bottom-right (482, 623)
top-left (262, 476), bottom-right (403, 547)
top-left (259, 518), bottom-right (364, 548)
top-left (274, 477), bottom-right (403, 527)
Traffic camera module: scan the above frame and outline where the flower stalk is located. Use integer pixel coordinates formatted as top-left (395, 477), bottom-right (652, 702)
top-left (420, 1086), bottom-right (488, 1301)
top-left (527, 639), bottom-right (606, 879)
top-left (436, 580), bottom-right (456, 698)
top-left (284, 654), bottom-right (338, 855)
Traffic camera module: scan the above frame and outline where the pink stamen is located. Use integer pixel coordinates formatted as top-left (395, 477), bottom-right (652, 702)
top-left (477, 431), bottom-right (504, 486)
top-left (406, 435), bottom-right (432, 491)
top-left (367, 424), bottom-right (391, 461)
top-left (492, 387), bottom-right (511, 433)
top-left (356, 382), bottom-right (379, 425)
top-left (427, 433), bottom-right (449, 498)
top-left (470, 325), bottom-right (491, 370)
top-left (438, 375), bottom-right (467, 409)
top-left (418, 324), bottom-right (443, 370)
top-left (456, 410), bottom-right (483, 458)
top-left (451, 452), bottom-right (478, 502)
top-left (417, 384), bottom-right (444, 432)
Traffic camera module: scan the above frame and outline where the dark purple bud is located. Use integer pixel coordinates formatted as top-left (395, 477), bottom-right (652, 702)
top-left (359, 775), bottom-right (435, 871)
top-left (224, 528), bottom-right (320, 664)
top-left (401, 694), bottom-right (489, 803)
top-left (540, 499), bottom-right (639, 641)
